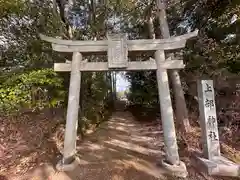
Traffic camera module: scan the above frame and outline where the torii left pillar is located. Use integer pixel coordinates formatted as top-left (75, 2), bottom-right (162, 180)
top-left (56, 52), bottom-right (82, 171)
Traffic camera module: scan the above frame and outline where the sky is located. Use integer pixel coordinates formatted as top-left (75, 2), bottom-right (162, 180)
top-left (116, 72), bottom-right (130, 92)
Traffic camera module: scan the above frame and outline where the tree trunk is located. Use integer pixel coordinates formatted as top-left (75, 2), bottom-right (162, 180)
top-left (146, 0), bottom-right (155, 39)
top-left (108, 72), bottom-right (113, 102)
top-left (156, 0), bottom-right (191, 133)
top-left (147, 16), bottom-right (155, 39)
top-left (112, 71), bottom-right (117, 100)
top-left (52, 0), bottom-right (57, 16)
top-left (56, 0), bottom-right (73, 39)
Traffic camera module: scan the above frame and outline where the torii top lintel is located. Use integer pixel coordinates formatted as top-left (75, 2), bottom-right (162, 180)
top-left (39, 30), bottom-right (198, 53)
top-left (40, 30), bottom-right (198, 70)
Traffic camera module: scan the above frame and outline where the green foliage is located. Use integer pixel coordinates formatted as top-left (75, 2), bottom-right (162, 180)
top-left (0, 0), bottom-right (62, 70)
top-left (126, 0), bottom-right (240, 108)
top-left (0, 0), bottom-right (114, 132)
top-left (79, 72), bottom-right (112, 132)
top-left (0, 69), bottom-right (66, 113)
top-left (0, 0), bottom-right (25, 17)
top-left (126, 71), bottom-right (158, 107)
top-left (117, 91), bottom-right (124, 98)
top-left (176, 0), bottom-right (240, 78)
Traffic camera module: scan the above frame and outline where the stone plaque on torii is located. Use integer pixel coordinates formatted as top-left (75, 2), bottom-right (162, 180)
top-left (39, 30), bottom-right (198, 177)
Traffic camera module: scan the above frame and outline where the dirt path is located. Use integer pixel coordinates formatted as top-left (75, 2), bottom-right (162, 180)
top-left (22, 111), bottom-right (168, 180)
top-left (1, 109), bottom-right (238, 180)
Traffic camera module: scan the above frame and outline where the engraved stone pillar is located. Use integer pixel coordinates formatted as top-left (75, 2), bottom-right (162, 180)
top-left (196, 79), bottom-right (240, 177)
top-left (198, 80), bottom-right (220, 159)
top-left (155, 50), bottom-right (180, 165)
top-left (63, 52), bottom-right (82, 163)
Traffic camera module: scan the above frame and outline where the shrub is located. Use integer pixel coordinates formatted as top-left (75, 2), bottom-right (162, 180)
top-left (0, 69), bottom-right (66, 113)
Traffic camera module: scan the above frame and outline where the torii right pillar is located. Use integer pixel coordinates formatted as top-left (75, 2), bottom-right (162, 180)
top-left (155, 50), bottom-right (188, 178)
top-left (155, 0), bottom-right (188, 178)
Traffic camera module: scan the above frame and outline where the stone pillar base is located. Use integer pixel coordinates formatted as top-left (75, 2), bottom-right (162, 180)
top-left (56, 157), bottom-right (80, 172)
top-left (158, 159), bottom-right (188, 178)
top-left (196, 156), bottom-right (240, 177)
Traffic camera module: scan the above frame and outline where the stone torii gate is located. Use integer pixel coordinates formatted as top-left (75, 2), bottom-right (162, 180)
top-left (40, 30), bottom-right (198, 177)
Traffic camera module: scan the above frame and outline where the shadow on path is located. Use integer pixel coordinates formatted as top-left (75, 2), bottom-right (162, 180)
top-left (13, 107), bottom-right (239, 180)
top-left (25, 110), bottom-right (167, 180)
